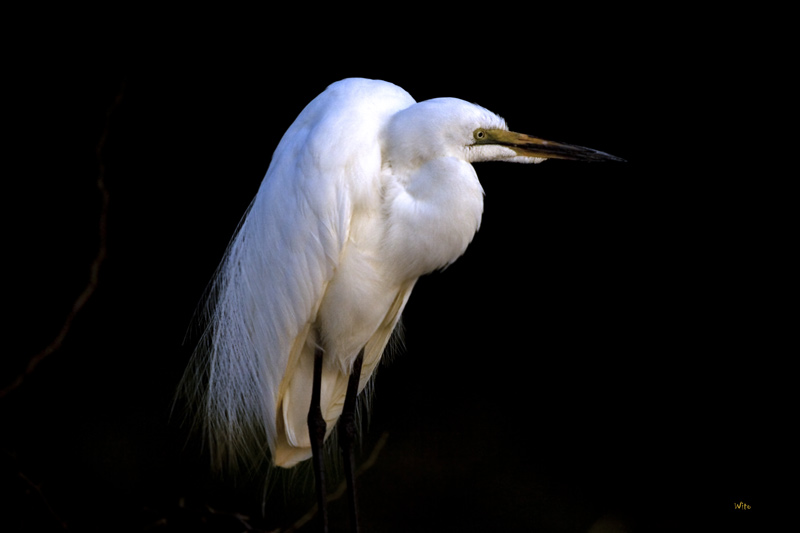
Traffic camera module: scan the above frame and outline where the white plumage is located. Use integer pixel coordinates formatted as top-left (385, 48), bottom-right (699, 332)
top-left (180, 78), bottom-right (622, 473)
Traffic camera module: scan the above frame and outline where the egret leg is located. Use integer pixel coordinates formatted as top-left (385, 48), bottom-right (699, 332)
top-left (338, 349), bottom-right (364, 533)
top-left (308, 345), bottom-right (329, 533)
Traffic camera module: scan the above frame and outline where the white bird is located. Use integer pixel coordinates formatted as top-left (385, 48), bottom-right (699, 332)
top-left (180, 78), bottom-right (622, 531)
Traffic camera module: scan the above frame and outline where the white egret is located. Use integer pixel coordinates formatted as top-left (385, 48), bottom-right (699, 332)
top-left (179, 78), bottom-right (623, 532)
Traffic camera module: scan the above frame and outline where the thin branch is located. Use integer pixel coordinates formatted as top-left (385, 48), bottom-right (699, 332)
top-left (17, 470), bottom-right (69, 530)
top-left (207, 506), bottom-right (260, 531)
top-left (1, 80), bottom-right (124, 399)
top-left (3, 449), bottom-right (69, 529)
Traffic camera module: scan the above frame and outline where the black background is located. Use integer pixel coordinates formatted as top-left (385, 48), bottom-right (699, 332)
top-left (2, 8), bottom-right (787, 532)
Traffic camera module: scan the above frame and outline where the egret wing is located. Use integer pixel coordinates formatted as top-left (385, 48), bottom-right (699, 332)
top-left (184, 79), bottom-right (415, 471)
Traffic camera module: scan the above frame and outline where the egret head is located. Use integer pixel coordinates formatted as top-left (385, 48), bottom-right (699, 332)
top-left (385, 97), bottom-right (624, 168)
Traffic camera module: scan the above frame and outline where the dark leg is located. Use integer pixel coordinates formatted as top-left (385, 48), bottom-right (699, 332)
top-left (338, 349), bottom-right (364, 533)
top-left (308, 345), bottom-right (328, 533)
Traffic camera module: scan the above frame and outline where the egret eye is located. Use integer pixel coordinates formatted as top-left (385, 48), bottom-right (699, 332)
top-left (474, 129), bottom-right (487, 141)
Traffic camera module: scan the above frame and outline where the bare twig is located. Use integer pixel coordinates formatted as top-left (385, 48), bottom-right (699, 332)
top-left (0, 80), bottom-right (124, 399)
top-left (3, 449), bottom-right (69, 529)
top-left (207, 506), bottom-right (260, 531)
top-left (17, 469), bottom-right (69, 530)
